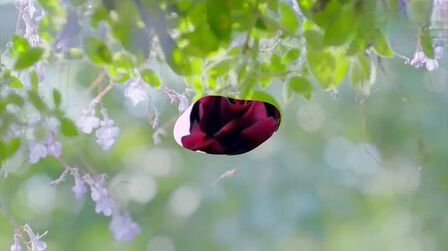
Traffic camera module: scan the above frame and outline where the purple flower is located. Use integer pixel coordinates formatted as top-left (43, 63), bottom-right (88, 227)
top-left (23, 224), bottom-right (47, 251)
top-left (70, 168), bottom-right (87, 199)
top-left (85, 175), bottom-right (116, 216)
top-left (409, 50), bottom-right (426, 68)
top-left (109, 212), bottom-right (141, 241)
top-left (425, 58), bottom-right (439, 71)
top-left (95, 119), bottom-right (120, 150)
top-left (124, 79), bottom-right (148, 106)
top-left (434, 45), bottom-right (444, 59)
top-left (46, 137), bottom-right (62, 157)
top-left (29, 142), bottom-right (48, 164)
top-left (76, 109), bottom-right (100, 134)
top-left (409, 46), bottom-right (441, 71)
top-left (95, 108), bottom-right (120, 150)
top-left (10, 233), bottom-right (21, 251)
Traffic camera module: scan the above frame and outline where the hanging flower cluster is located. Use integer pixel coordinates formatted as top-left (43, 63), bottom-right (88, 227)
top-left (124, 78), bottom-right (149, 106)
top-left (9, 224), bottom-right (48, 251)
top-left (50, 166), bottom-right (141, 242)
top-left (408, 44), bottom-right (444, 71)
top-left (77, 107), bottom-right (120, 151)
top-left (28, 135), bottom-right (62, 164)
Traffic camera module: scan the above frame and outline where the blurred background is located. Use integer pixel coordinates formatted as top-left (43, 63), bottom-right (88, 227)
top-left (1, 1), bottom-right (448, 251)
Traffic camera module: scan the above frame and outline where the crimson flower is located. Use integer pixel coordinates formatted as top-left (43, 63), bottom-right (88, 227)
top-left (176, 96), bottom-right (281, 155)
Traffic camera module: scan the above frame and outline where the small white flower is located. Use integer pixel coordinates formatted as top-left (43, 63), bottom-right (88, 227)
top-left (29, 142), bottom-right (48, 164)
top-left (46, 137), bottom-right (62, 157)
top-left (109, 212), bottom-right (141, 241)
top-left (23, 224), bottom-right (47, 251)
top-left (10, 233), bottom-right (21, 251)
top-left (409, 50), bottom-right (426, 68)
top-left (434, 45), bottom-right (444, 59)
top-left (76, 109), bottom-right (100, 134)
top-left (425, 58), bottom-right (439, 71)
top-left (124, 79), bottom-right (148, 106)
top-left (95, 110), bottom-right (120, 150)
top-left (71, 169), bottom-right (87, 199)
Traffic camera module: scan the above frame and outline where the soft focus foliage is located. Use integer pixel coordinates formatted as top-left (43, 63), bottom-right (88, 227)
top-left (0, 0), bottom-right (447, 250)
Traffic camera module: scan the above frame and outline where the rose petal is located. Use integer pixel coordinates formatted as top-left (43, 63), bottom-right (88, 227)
top-left (175, 95), bottom-right (281, 155)
top-left (199, 96), bottom-right (221, 134)
top-left (213, 119), bottom-right (241, 139)
top-left (240, 118), bottom-right (277, 149)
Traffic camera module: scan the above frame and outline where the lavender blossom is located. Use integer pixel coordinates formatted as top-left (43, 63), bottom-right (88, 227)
top-left (28, 142), bottom-right (48, 164)
top-left (408, 45), bottom-right (442, 71)
top-left (85, 174), bottom-right (116, 216)
top-left (76, 109), bottom-right (100, 134)
top-left (10, 233), bottom-right (22, 251)
top-left (46, 136), bottom-right (62, 158)
top-left (23, 224), bottom-right (47, 251)
top-left (95, 109), bottom-right (120, 150)
top-left (70, 168), bottom-right (87, 199)
top-left (425, 58), bottom-right (439, 71)
top-left (109, 212), bottom-right (141, 241)
top-left (409, 50), bottom-right (426, 68)
top-left (124, 78), bottom-right (148, 106)
top-left (434, 44), bottom-right (444, 59)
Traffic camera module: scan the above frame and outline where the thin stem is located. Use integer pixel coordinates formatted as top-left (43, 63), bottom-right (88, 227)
top-left (88, 82), bottom-right (114, 111)
top-left (0, 196), bottom-right (17, 228)
top-left (86, 71), bottom-right (107, 93)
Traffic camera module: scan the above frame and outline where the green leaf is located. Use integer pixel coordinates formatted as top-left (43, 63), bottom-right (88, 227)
top-left (283, 48), bottom-right (300, 64)
top-left (91, 7), bottom-right (109, 28)
top-left (113, 52), bottom-right (135, 70)
top-left (271, 54), bottom-right (286, 73)
top-left (0, 141), bottom-right (6, 160)
top-left (288, 76), bottom-right (313, 100)
top-left (304, 30), bottom-right (324, 51)
top-left (7, 138), bottom-right (21, 158)
top-left (14, 48), bottom-right (44, 70)
top-left (140, 68), bottom-right (161, 88)
top-left (12, 35), bottom-right (30, 55)
top-left (421, 30), bottom-right (434, 59)
top-left (323, 6), bottom-right (354, 46)
top-left (307, 49), bottom-right (349, 89)
top-left (260, 76), bottom-right (273, 89)
top-left (279, 2), bottom-right (299, 34)
top-left (59, 117), bottom-right (79, 137)
top-left (6, 94), bottom-right (24, 107)
top-left (37, 0), bottom-right (63, 16)
top-left (5, 76), bottom-right (24, 89)
top-left (350, 54), bottom-right (371, 85)
top-left (372, 31), bottom-right (394, 58)
top-left (28, 91), bottom-right (48, 112)
top-left (169, 47), bottom-right (192, 76)
top-left (83, 37), bottom-right (112, 65)
top-left (206, 0), bottom-right (232, 40)
top-left (209, 58), bottom-right (236, 77)
top-left (347, 38), bottom-right (366, 56)
top-left (30, 70), bottom-right (39, 91)
top-left (52, 89), bottom-right (62, 107)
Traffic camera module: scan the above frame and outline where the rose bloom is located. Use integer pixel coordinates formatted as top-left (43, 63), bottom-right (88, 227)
top-left (174, 96), bottom-right (281, 155)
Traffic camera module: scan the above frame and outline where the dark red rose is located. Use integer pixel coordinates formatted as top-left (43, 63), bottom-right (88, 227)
top-left (173, 95), bottom-right (281, 155)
